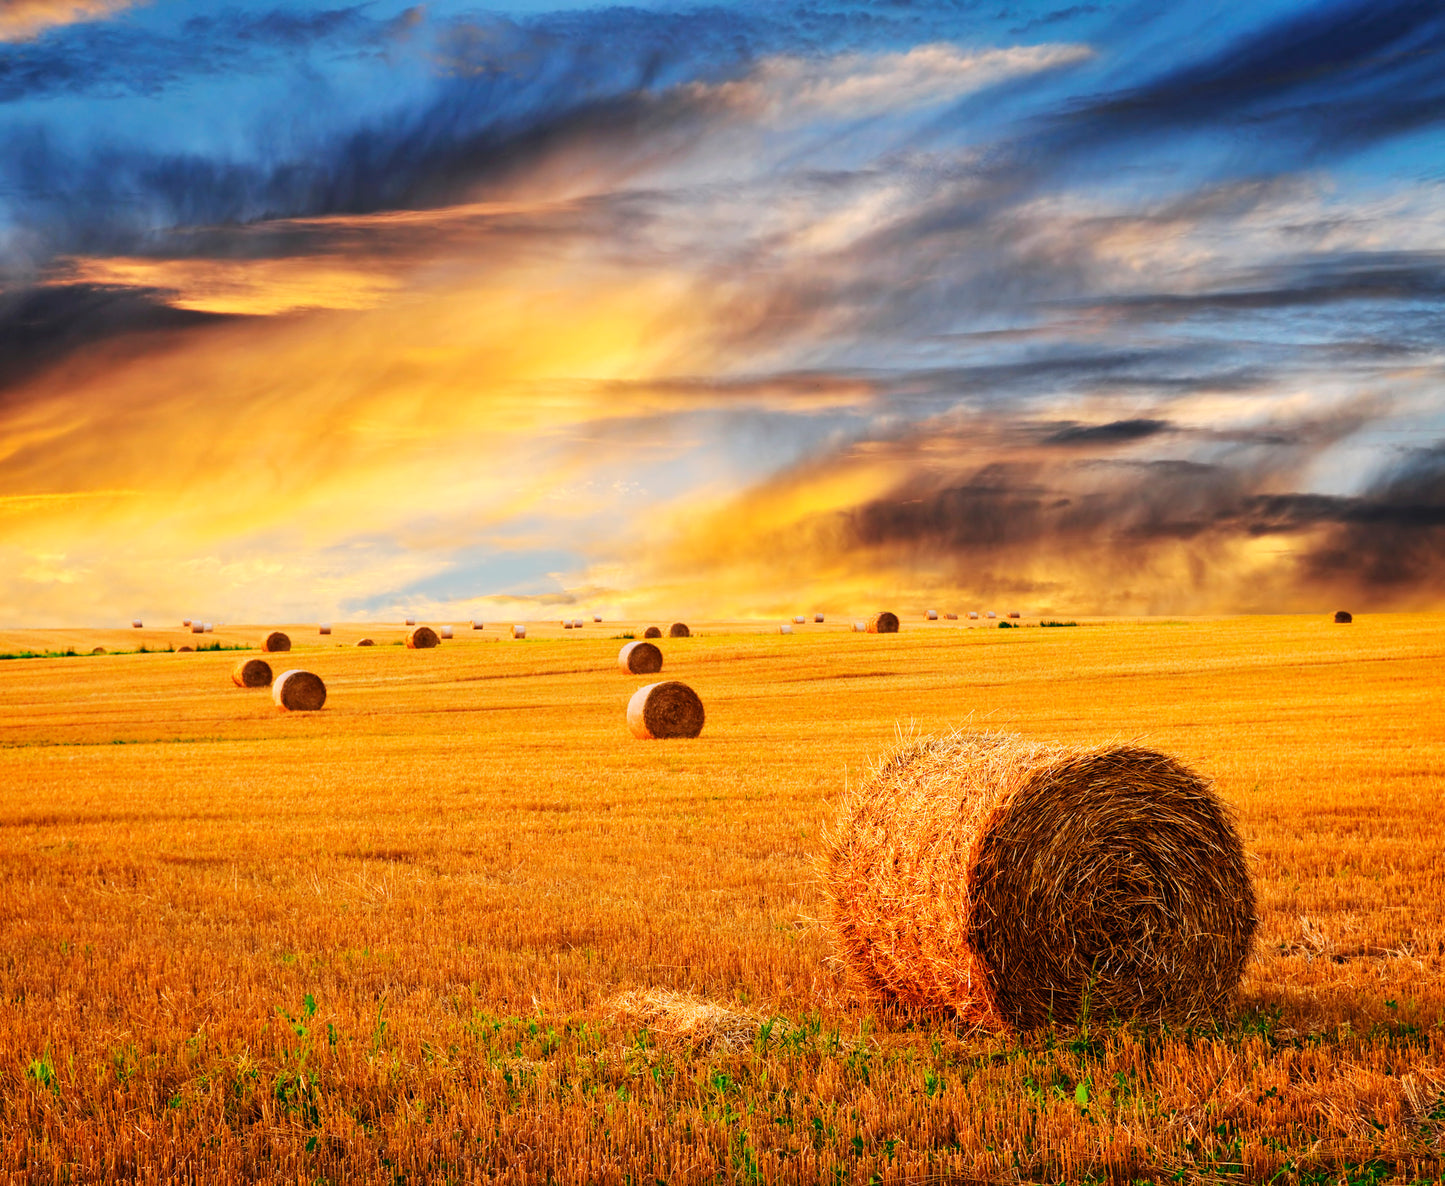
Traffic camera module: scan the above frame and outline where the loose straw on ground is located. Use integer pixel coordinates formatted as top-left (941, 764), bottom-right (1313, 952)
top-left (825, 730), bottom-right (1256, 1031)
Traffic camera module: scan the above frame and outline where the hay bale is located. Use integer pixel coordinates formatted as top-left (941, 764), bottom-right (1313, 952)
top-left (926, 610), bottom-right (938, 621)
top-left (407, 625), bottom-right (440, 649)
top-left (1334, 610), bottom-right (1353, 624)
top-left (261, 631), bottom-right (291, 653)
top-left (627, 681), bottom-right (705, 739)
top-left (131, 619), bottom-right (143, 628)
top-left (231, 658), bottom-right (273, 688)
top-left (643, 626), bottom-right (663, 639)
top-left (619, 640), bottom-right (663, 675)
top-left (669, 622), bottom-right (691, 638)
top-left (204, 623), bottom-right (214, 633)
top-left (968, 612), bottom-right (979, 620)
top-left (867, 612), bottom-right (899, 634)
top-left (177, 645), bottom-right (194, 652)
top-left (91, 647), bottom-right (106, 655)
top-left (440, 625), bottom-right (453, 639)
top-left (1008, 612), bottom-right (1021, 619)
top-left (191, 623), bottom-right (205, 634)
top-left (405, 617), bottom-right (416, 626)
top-left (318, 624), bottom-right (331, 635)
top-left (563, 621), bottom-right (573, 629)
top-left (472, 620), bottom-right (483, 629)
top-left (356, 638), bottom-right (375, 647)
top-left (814, 613), bottom-right (825, 623)
top-left (573, 619), bottom-right (585, 628)
top-left (512, 625), bottom-right (527, 639)
top-left (593, 615), bottom-right (602, 623)
top-left (793, 616), bottom-right (806, 624)
top-left (986, 611), bottom-right (997, 619)
top-left (183, 619), bottom-right (192, 628)
top-left (825, 730), bottom-right (1255, 1031)
top-left (853, 621), bottom-right (867, 632)
top-left (780, 623), bottom-right (794, 634)
top-left (273, 669), bottom-right (327, 712)
top-left (945, 613), bottom-right (958, 621)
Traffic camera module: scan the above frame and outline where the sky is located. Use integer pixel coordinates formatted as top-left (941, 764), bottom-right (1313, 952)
top-left (1, 0), bottom-right (1443, 625)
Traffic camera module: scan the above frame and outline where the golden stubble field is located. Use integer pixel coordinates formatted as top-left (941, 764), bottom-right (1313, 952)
top-left (1, 614), bottom-right (1443, 1184)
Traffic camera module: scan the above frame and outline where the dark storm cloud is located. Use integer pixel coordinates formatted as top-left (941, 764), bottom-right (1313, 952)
top-left (1043, 418), bottom-right (1171, 445)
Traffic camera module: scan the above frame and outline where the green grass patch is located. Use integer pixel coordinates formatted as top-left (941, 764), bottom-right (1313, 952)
top-left (1040, 620), bottom-right (1079, 628)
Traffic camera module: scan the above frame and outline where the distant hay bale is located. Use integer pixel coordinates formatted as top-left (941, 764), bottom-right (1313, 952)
top-left (204, 623), bottom-right (214, 633)
top-left (407, 626), bottom-right (440, 649)
top-left (91, 647), bottom-right (106, 655)
top-left (191, 623), bottom-right (204, 634)
top-left (273, 669), bottom-right (327, 712)
top-left (669, 622), bottom-right (691, 638)
top-left (261, 631), bottom-right (291, 653)
top-left (593, 615), bottom-right (602, 623)
top-left (1334, 610), bottom-right (1353, 624)
top-left (815, 613), bottom-right (825, 623)
top-left (183, 619), bottom-right (192, 628)
top-left (573, 619), bottom-right (585, 628)
top-left (986, 611), bottom-right (997, 619)
top-left (1008, 612), bottom-right (1021, 619)
top-left (231, 658), bottom-right (273, 688)
top-left (472, 620), bottom-right (483, 629)
top-left (780, 623), bottom-right (794, 634)
top-left (512, 625), bottom-right (527, 639)
top-left (945, 613), bottom-right (958, 621)
top-left (793, 616), bottom-right (806, 624)
top-left (318, 624), bottom-right (332, 635)
top-left (853, 621), bottom-right (867, 632)
top-left (867, 612), bottom-right (899, 634)
top-left (627, 681), bottom-right (705, 739)
top-left (405, 617), bottom-right (416, 627)
top-left (131, 619), bottom-right (143, 628)
top-left (177, 645), bottom-right (194, 652)
top-left (356, 638), bottom-right (375, 647)
top-left (440, 626), bottom-right (453, 639)
top-left (926, 610), bottom-right (938, 621)
top-left (968, 612), bottom-right (979, 620)
top-left (619, 640), bottom-right (663, 675)
top-left (644, 626), bottom-right (663, 639)
top-left (825, 731), bottom-right (1256, 1031)
top-left (563, 621), bottom-right (573, 629)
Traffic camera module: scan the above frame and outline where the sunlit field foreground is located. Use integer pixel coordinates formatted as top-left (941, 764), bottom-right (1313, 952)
top-left (2, 614), bottom-right (1444, 1183)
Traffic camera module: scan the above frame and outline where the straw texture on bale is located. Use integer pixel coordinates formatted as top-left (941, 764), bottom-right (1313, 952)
top-left (261, 631), bottom-right (291, 653)
top-left (356, 638), bottom-right (375, 647)
top-left (668, 622), bottom-right (691, 638)
top-left (1334, 610), bottom-right (1353, 623)
top-left (273, 670), bottom-right (327, 711)
top-left (512, 625), bottom-right (526, 639)
top-left (627, 681), bottom-right (705, 740)
top-left (825, 730), bottom-right (1256, 1031)
top-left (407, 626), bottom-right (440, 649)
top-left (643, 626), bottom-right (663, 639)
top-left (867, 611), bottom-right (899, 634)
top-left (318, 624), bottom-right (332, 635)
top-left (231, 658), bottom-right (273, 688)
top-left (618, 640), bottom-right (663, 675)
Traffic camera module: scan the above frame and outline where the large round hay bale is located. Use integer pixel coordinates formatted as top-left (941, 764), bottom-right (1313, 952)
top-left (668, 622), bottom-right (691, 638)
top-left (867, 612), bottom-right (899, 634)
top-left (826, 731), bottom-right (1255, 1031)
top-left (261, 631), bottom-right (291, 653)
top-left (472, 621), bottom-right (484, 630)
top-left (627, 681), bottom-right (705, 739)
top-left (1334, 610), bottom-right (1353, 624)
top-left (356, 638), bottom-right (375, 647)
top-left (231, 658), bottom-right (273, 688)
top-left (273, 670), bottom-right (327, 711)
top-left (643, 626), bottom-right (663, 639)
top-left (407, 625), bottom-right (440, 649)
top-left (619, 640), bottom-right (663, 675)
top-left (815, 613), bottom-right (825, 623)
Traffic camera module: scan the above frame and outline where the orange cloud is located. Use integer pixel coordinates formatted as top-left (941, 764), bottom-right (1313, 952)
top-left (0, 0), bottom-right (136, 40)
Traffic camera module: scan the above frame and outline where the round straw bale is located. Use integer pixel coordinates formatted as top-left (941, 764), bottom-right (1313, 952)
top-left (356, 638), bottom-right (375, 647)
top-left (563, 621), bottom-right (573, 629)
top-left (472, 620), bottom-right (484, 629)
top-left (440, 625), bottom-right (453, 639)
top-left (261, 631), bottom-right (291, 653)
top-left (643, 626), bottom-right (663, 639)
top-left (405, 617), bottom-right (416, 626)
top-left (191, 623), bottom-right (205, 634)
top-left (574, 619), bottom-right (585, 628)
top-left (231, 658), bottom-right (273, 688)
top-left (92, 647), bottom-right (106, 655)
top-left (273, 669), bottom-right (327, 712)
top-left (177, 645), bottom-right (193, 652)
top-left (814, 613), bottom-right (825, 623)
top-left (927, 610), bottom-right (938, 620)
top-left (619, 640), bottom-right (663, 675)
top-left (627, 681), bottom-right (705, 739)
top-left (867, 612), bottom-right (899, 634)
top-left (406, 625), bottom-right (440, 649)
top-left (668, 622), bottom-right (691, 638)
top-left (826, 730), bottom-right (1255, 1031)
top-left (318, 624), bottom-right (331, 635)
top-left (204, 623), bottom-right (214, 633)
top-left (853, 620), bottom-right (867, 632)
top-left (968, 611), bottom-right (979, 620)
top-left (132, 619), bottom-right (143, 628)
top-left (1008, 611), bottom-right (1021, 619)
top-left (512, 625), bottom-right (527, 639)
top-left (793, 616), bottom-right (805, 624)
top-left (183, 619), bottom-right (192, 627)
top-left (945, 613), bottom-right (958, 620)
top-left (780, 623), bottom-right (794, 634)
top-left (1333, 610), bottom-right (1352, 623)
top-left (986, 611), bottom-right (997, 619)
top-left (593, 615), bottom-right (602, 623)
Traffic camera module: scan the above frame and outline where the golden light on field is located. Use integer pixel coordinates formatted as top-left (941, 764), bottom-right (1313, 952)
top-left (3, 615), bottom-right (1444, 1179)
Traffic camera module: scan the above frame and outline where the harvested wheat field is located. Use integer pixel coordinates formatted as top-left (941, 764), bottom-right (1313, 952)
top-left (3, 614), bottom-right (1445, 1183)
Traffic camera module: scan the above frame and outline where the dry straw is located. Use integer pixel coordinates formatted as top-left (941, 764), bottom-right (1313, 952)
top-left (231, 658), bottom-right (273, 688)
top-left (668, 622), bottom-right (691, 638)
top-left (261, 631), bottom-right (291, 653)
top-left (407, 626), bottom-right (440, 649)
top-left (1334, 610), bottom-right (1353, 623)
top-left (867, 611), bottom-right (899, 634)
top-left (825, 730), bottom-right (1256, 1031)
top-left (619, 641), bottom-right (663, 675)
top-left (643, 626), bottom-right (663, 639)
top-left (853, 621), bottom-right (867, 632)
top-left (627, 681), bottom-right (705, 739)
top-left (273, 670), bottom-right (327, 711)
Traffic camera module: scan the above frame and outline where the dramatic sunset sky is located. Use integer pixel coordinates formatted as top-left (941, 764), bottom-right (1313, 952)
top-left (1, 0), bottom-right (1443, 625)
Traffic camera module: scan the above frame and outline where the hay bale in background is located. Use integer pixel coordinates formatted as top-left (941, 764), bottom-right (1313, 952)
top-left (261, 631), bottom-right (291, 653)
top-left (968, 612), bottom-right (979, 620)
top-left (826, 731), bottom-right (1255, 1031)
top-left (563, 621), bottom-right (574, 629)
top-left (814, 613), bottom-right (825, 623)
top-left (440, 625), bottom-right (453, 639)
top-left (273, 670), bottom-right (327, 711)
top-left (853, 621), bottom-right (867, 632)
top-left (780, 623), bottom-right (794, 634)
top-left (593, 615), bottom-right (602, 623)
top-left (627, 681), bottom-right (705, 739)
top-left (405, 617), bottom-right (416, 627)
top-left (131, 619), bottom-right (143, 628)
top-left (644, 626), bottom-right (663, 639)
top-left (204, 623), bottom-right (214, 633)
top-left (669, 622), bottom-right (691, 638)
top-left (986, 611), bottom-right (997, 619)
top-left (177, 646), bottom-right (194, 653)
top-left (512, 625), bottom-right (527, 639)
top-left (231, 658), bottom-right (273, 688)
top-left (867, 612), bottom-right (899, 634)
top-left (356, 638), bottom-right (375, 647)
top-left (191, 623), bottom-right (205, 634)
top-left (1008, 612), bottom-right (1021, 619)
top-left (926, 610), bottom-right (938, 621)
top-left (1334, 610), bottom-right (1353, 623)
top-left (183, 619), bottom-right (192, 628)
top-left (619, 640), bottom-right (663, 675)
top-left (407, 626), bottom-right (440, 649)
top-left (472, 620), bottom-right (483, 629)
top-left (318, 624), bottom-right (332, 635)
top-left (945, 613), bottom-right (958, 621)
top-left (793, 616), bottom-right (806, 624)
top-left (92, 647), bottom-right (106, 655)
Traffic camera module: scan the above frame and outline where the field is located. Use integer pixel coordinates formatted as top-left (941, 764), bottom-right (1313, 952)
top-left (2, 614), bottom-right (1444, 1184)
